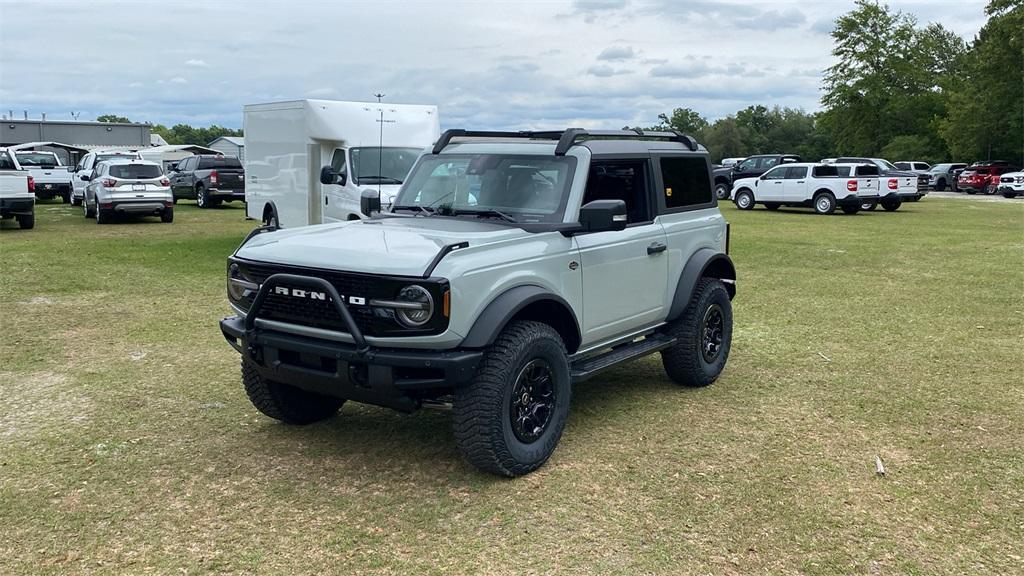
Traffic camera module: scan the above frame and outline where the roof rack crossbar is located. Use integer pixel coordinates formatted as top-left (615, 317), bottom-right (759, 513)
top-left (431, 128), bottom-right (701, 155)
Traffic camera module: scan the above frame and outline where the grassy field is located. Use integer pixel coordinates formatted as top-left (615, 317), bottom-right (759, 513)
top-left (1, 197), bottom-right (1022, 575)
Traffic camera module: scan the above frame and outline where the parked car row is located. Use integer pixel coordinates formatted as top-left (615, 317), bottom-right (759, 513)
top-left (956, 161), bottom-right (1020, 195)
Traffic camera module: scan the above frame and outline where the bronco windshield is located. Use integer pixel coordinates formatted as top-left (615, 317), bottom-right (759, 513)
top-left (350, 147), bottom-right (422, 186)
top-left (392, 154), bottom-right (577, 224)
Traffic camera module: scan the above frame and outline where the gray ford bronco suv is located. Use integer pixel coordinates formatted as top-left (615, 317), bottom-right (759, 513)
top-left (220, 128), bottom-right (736, 477)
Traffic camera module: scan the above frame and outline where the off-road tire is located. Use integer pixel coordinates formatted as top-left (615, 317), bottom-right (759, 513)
top-left (813, 191), bottom-right (836, 215)
top-left (453, 320), bottom-right (571, 477)
top-left (16, 213), bottom-right (34, 229)
top-left (714, 182), bottom-right (730, 201)
top-left (840, 204), bottom-right (860, 215)
top-left (661, 278), bottom-right (732, 387)
top-left (764, 203), bottom-right (781, 211)
top-left (160, 207), bottom-right (174, 223)
top-left (734, 189), bottom-right (755, 210)
top-left (881, 199), bottom-right (902, 211)
top-left (861, 201), bottom-right (877, 211)
top-left (241, 359), bottom-right (345, 424)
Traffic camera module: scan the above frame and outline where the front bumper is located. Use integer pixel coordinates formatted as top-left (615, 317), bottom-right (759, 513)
top-left (998, 185), bottom-right (1024, 194)
top-left (220, 315), bottom-right (482, 411)
top-left (0, 196), bottom-right (34, 216)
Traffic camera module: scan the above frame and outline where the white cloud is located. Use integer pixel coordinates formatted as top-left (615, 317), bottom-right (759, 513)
top-left (596, 45), bottom-right (635, 61)
top-left (185, 59), bottom-right (209, 68)
top-left (168, 77), bottom-right (188, 84)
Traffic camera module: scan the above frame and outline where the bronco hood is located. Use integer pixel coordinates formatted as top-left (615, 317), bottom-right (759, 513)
top-left (236, 216), bottom-right (531, 277)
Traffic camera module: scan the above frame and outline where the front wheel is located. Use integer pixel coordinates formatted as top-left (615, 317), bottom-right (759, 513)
top-left (242, 360), bottom-right (344, 424)
top-left (1003, 192), bottom-right (1019, 199)
top-left (841, 204), bottom-right (860, 215)
top-left (661, 278), bottom-right (732, 387)
top-left (734, 190), bottom-right (755, 210)
top-left (70, 194), bottom-right (81, 207)
top-left (453, 320), bottom-right (571, 477)
top-left (84, 198), bottom-right (95, 218)
top-left (714, 182), bottom-right (730, 201)
top-left (881, 199), bottom-right (902, 211)
top-left (813, 192), bottom-right (836, 215)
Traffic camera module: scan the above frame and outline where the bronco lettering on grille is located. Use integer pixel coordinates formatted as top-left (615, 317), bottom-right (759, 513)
top-left (273, 285), bottom-right (366, 305)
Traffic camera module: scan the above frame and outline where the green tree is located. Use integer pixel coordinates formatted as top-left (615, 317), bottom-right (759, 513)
top-left (939, 0), bottom-right (1024, 163)
top-left (96, 114), bottom-right (132, 123)
top-left (644, 107), bottom-right (709, 138)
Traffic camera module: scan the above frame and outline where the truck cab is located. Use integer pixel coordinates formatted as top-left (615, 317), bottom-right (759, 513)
top-left (0, 148), bottom-right (36, 229)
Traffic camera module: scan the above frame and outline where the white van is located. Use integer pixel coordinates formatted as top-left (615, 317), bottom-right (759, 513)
top-left (243, 99), bottom-right (440, 228)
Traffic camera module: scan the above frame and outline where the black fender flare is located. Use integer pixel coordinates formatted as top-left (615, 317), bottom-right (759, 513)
top-left (460, 285), bottom-right (581, 351)
top-left (667, 249), bottom-right (736, 322)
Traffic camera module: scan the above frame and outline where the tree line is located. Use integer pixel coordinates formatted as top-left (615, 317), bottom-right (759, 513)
top-left (96, 114), bottom-right (242, 147)
top-left (638, 0), bottom-right (1022, 165)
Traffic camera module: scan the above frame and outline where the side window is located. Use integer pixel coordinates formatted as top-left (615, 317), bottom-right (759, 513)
top-left (583, 160), bottom-right (653, 223)
top-left (737, 158), bottom-right (758, 172)
top-left (0, 151), bottom-right (13, 170)
top-left (183, 157), bottom-right (195, 171)
top-left (659, 156), bottom-right (711, 210)
top-left (833, 166), bottom-right (851, 177)
top-left (330, 149), bottom-right (347, 175)
top-left (759, 157), bottom-right (779, 170)
top-left (761, 166), bottom-right (787, 179)
top-left (785, 166), bottom-right (808, 179)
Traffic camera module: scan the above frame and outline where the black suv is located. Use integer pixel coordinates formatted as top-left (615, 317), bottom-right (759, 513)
top-left (168, 155), bottom-right (245, 208)
top-left (712, 154), bottom-right (802, 200)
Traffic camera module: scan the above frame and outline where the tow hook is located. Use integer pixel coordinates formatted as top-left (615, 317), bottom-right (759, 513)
top-left (247, 342), bottom-right (262, 362)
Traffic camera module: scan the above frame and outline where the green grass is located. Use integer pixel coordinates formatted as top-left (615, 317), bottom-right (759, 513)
top-left (1, 198), bottom-right (1022, 575)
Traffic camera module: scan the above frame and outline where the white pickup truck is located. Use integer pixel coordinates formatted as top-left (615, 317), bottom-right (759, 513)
top-left (0, 148), bottom-right (36, 229)
top-left (732, 162), bottom-right (879, 214)
top-left (14, 150), bottom-right (73, 203)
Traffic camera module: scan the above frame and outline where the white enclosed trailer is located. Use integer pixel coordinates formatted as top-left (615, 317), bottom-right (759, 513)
top-left (243, 99), bottom-right (439, 228)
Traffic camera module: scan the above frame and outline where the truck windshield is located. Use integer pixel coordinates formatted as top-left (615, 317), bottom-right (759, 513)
top-left (393, 154), bottom-right (577, 224)
top-left (16, 152), bottom-right (59, 167)
top-left (97, 154), bottom-right (138, 164)
top-left (350, 147), bottom-right (421, 185)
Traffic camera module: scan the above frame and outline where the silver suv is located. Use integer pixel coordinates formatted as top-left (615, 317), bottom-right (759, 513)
top-left (220, 129), bottom-right (737, 476)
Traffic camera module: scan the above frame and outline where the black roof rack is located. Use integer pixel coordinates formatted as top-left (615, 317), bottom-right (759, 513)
top-left (431, 128), bottom-right (700, 156)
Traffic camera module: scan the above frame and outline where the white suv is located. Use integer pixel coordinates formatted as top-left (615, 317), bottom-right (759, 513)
top-left (731, 162), bottom-right (880, 214)
top-left (220, 129), bottom-right (737, 476)
top-left (83, 159), bottom-right (173, 224)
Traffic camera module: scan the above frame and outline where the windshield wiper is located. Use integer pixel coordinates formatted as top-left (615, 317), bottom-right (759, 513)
top-left (450, 208), bottom-right (518, 223)
top-left (358, 176), bottom-right (403, 184)
top-left (392, 204), bottom-right (435, 216)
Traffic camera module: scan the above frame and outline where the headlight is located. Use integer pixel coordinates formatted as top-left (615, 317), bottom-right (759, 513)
top-left (227, 263), bottom-right (259, 303)
top-left (373, 285), bottom-right (434, 327)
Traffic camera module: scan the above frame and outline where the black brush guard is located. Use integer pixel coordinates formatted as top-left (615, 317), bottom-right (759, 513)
top-left (220, 274), bottom-right (481, 412)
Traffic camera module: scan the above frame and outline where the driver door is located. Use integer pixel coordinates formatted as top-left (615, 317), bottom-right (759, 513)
top-left (758, 166), bottom-right (787, 201)
top-left (322, 148), bottom-right (353, 222)
top-left (575, 158), bottom-right (668, 344)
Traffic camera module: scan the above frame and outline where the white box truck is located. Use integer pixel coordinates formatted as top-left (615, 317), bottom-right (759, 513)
top-left (243, 99), bottom-right (440, 228)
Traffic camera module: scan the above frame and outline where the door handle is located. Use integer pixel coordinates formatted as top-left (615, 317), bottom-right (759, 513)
top-left (796, 180), bottom-right (805, 183)
top-left (325, 196), bottom-right (329, 205)
top-left (647, 242), bottom-right (667, 255)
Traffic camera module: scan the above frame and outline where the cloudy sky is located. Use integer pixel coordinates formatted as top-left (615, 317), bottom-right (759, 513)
top-left (0, 0), bottom-right (988, 130)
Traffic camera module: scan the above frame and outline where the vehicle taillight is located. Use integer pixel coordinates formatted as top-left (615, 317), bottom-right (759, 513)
top-left (210, 170), bottom-right (218, 184)
top-left (159, 177), bottom-right (170, 186)
top-left (847, 180), bottom-right (857, 192)
top-left (27, 176), bottom-right (35, 193)
top-left (888, 179), bottom-right (898, 190)
top-left (102, 178), bottom-right (117, 187)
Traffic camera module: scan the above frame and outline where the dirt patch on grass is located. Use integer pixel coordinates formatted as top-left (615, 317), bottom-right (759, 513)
top-left (0, 371), bottom-right (92, 440)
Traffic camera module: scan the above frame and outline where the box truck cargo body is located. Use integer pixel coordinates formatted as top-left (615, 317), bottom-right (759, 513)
top-left (243, 99), bottom-right (439, 228)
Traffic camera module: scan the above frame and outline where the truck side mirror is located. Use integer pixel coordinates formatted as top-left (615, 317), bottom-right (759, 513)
top-left (360, 189), bottom-right (381, 216)
top-left (579, 199), bottom-right (627, 233)
top-left (80, 174), bottom-right (91, 181)
top-left (319, 165), bottom-right (346, 186)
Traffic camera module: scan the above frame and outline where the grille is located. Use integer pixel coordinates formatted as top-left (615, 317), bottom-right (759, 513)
top-left (236, 261), bottom-right (447, 337)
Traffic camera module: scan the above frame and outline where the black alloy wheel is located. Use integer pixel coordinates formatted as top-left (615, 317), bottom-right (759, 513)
top-left (508, 359), bottom-right (556, 444)
top-left (700, 304), bottom-right (725, 363)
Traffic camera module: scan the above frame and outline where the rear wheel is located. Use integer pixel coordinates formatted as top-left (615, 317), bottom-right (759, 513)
top-left (764, 203), bottom-right (781, 211)
top-left (242, 360), bottom-right (344, 424)
top-left (881, 199), bottom-right (902, 211)
top-left (160, 207), bottom-right (174, 223)
top-left (714, 182), bottom-right (730, 201)
top-left (841, 204), bottom-right (860, 215)
top-left (861, 201), bottom-right (877, 211)
top-left (453, 320), bottom-right (570, 477)
top-left (813, 192), bottom-right (836, 215)
top-left (935, 179), bottom-right (946, 192)
top-left (16, 213), bottom-right (34, 229)
top-left (96, 207), bottom-right (112, 224)
top-left (196, 186), bottom-right (209, 208)
top-left (734, 190), bottom-right (755, 210)
top-left (661, 278), bottom-right (732, 387)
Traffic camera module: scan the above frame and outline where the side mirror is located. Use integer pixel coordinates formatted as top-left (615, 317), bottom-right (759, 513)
top-left (360, 188), bottom-right (381, 216)
top-left (319, 165), bottom-right (346, 186)
top-left (579, 199), bottom-right (627, 233)
top-left (80, 174), bottom-right (91, 181)
top-left (66, 166), bottom-right (74, 172)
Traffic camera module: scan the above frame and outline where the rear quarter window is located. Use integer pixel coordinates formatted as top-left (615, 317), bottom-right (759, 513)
top-left (659, 156), bottom-right (712, 210)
